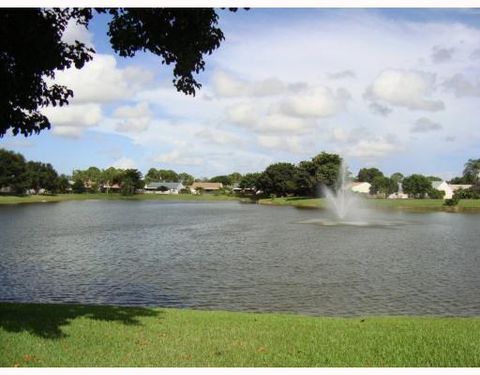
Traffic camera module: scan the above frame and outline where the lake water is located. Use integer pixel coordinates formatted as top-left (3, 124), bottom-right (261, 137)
top-left (1, 200), bottom-right (479, 316)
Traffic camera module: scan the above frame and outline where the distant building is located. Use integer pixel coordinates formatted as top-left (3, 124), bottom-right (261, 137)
top-left (350, 182), bottom-right (371, 194)
top-left (431, 181), bottom-right (453, 199)
top-left (430, 181), bottom-right (472, 199)
top-left (101, 183), bottom-right (121, 193)
top-left (190, 182), bottom-right (223, 193)
top-left (449, 184), bottom-right (472, 194)
top-left (144, 182), bottom-right (185, 194)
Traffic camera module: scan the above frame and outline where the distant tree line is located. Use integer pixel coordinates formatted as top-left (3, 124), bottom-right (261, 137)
top-left (0, 149), bottom-right (69, 194)
top-left (1, 148), bottom-right (479, 199)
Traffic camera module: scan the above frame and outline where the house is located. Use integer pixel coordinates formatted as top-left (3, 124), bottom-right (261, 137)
top-left (349, 182), bottom-right (371, 194)
top-left (101, 183), bottom-right (121, 193)
top-left (0, 186), bottom-right (12, 193)
top-left (450, 184), bottom-right (472, 195)
top-left (190, 182), bottom-right (223, 193)
top-left (431, 181), bottom-right (453, 199)
top-left (144, 181), bottom-right (184, 194)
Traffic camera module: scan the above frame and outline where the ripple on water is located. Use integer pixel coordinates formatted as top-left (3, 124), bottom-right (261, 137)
top-left (0, 201), bottom-right (480, 316)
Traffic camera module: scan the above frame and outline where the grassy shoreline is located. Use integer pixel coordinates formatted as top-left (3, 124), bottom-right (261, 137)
top-left (0, 193), bottom-right (240, 205)
top-left (258, 197), bottom-right (480, 212)
top-left (2, 193), bottom-right (480, 212)
top-left (1, 302), bottom-right (479, 367)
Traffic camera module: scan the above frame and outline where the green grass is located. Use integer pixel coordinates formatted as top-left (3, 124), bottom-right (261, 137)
top-left (1, 303), bottom-right (479, 367)
top-left (258, 197), bottom-right (480, 212)
top-left (0, 193), bottom-right (240, 205)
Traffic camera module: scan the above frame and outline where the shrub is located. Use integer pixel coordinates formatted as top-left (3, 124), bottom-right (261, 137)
top-left (428, 189), bottom-right (445, 199)
top-left (444, 197), bottom-right (459, 206)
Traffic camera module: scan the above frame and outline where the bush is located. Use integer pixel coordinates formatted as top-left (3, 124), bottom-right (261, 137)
top-left (72, 180), bottom-right (85, 193)
top-left (179, 188), bottom-right (191, 194)
top-left (444, 197), bottom-right (459, 206)
top-left (428, 189), bottom-right (445, 199)
top-left (453, 188), bottom-right (480, 200)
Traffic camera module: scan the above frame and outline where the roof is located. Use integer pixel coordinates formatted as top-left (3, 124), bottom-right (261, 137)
top-left (145, 182), bottom-right (184, 190)
top-left (351, 181), bottom-right (370, 186)
top-left (191, 182), bottom-right (223, 190)
top-left (450, 184), bottom-right (472, 191)
top-left (431, 181), bottom-right (445, 189)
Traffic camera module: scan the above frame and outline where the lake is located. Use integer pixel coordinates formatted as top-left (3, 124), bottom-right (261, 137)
top-left (1, 200), bottom-right (479, 316)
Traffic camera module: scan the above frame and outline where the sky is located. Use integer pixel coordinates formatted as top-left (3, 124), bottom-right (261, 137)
top-left (2, 8), bottom-right (480, 179)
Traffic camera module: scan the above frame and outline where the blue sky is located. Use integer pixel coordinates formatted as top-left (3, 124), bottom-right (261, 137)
top-left (2, 8), bottom-right (480, 179)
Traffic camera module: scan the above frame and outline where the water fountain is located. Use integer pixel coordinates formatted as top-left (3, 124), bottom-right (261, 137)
top-left (323, 161), bottom-right (363, 221)
top-left (299, 161), bottom-right (407, 227)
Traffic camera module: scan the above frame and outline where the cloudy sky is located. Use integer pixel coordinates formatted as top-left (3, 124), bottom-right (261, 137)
top-left (3, 8), bottom-right (480, 179)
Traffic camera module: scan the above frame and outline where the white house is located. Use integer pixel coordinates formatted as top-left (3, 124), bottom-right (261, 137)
top-left (450, 184), bottom-right (472, 194)
top-left (431, 181), bottom-right (453, 199)
top-left (144, 182), bottom-right (184, 194)
top-left (350, 182), bottom-right (371, 194)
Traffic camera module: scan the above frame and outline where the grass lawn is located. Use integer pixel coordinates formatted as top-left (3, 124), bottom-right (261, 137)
top-left (258, 197), bottom-right (480, 212)
top-left (1, 303), bottom-right (479, 367)
top-left (0, 193), bottom-right (240, 205)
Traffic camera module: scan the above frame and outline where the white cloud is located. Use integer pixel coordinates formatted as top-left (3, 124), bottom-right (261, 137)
top-left (328, 70), bottom-right (356, 80)
top-left (368, 102), bottom-right (392, 116)
top-left (112, 157), bottom-right (136, 170)
top-left (411, 117), bottom-right (443, 133)
top-left (346, 137), bottom-right (402, 159)
top-left (470, 48), bottom-right (480, 60)
top-left (257, 135), bottom-right (311, 154)
top-left (431, 45), bottom-right (455, 63)
top-left (62, 20), bottom-right (94, 47)
top-left (281, 87), bottom-right (348, 118)
top-left (259, 113), bottom-right (311, 133)
top-left (113, 102), bottom-right (152, 133)
top-left (195, 128), bottom-right (244, 146)
top-left (365, 69), bottom-right (445, 112)
top-left (51, 54), bottom-right (154, 104)
top-left (443, 73), bottom-right (480, 97)
top-left (42, 104), bottom-right (102, 138)
top-left (153, 149), bottom-right (203, 166)
top-left (212, 70), bottom-right (304, 98)
top-left (226, 103), bottom-right (258, 127)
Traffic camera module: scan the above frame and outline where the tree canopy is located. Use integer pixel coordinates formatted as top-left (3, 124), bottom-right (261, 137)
top-left (402, 174), bottom-right (432, 199)
top-left (463, 158), bottom-right (480, 184)
top-left (357, 167), bottom-right (384, 183)
top-left (1, 8), bottom-right (236, 137)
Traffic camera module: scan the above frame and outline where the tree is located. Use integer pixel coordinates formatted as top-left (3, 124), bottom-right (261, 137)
top-left (390, 172), bottom-right (404, 184)
top-left (238, 172), bottom-right (261, 191)
top-left (257, 163), bottom-right (299, 197)
top-left (210, 175), bottom-right (231, 186)
top-left (463, 158), bottom-right (480, 184)
top-left (1, 8), bottom-right (238, 137)
top-left (0, 149), bottom-right (27, 194)
top-left (72, 166), bottom-right (102, 191)
top-left (402, 174), bottom-right (432, 199)
top-left (120, 169), bottom-right (144, 195)
top-left (228, 172), bottom-right (242, 185)
top-left (426, 176), bottom-right (442, 181)
top-left (178, 172), bottom-right (194, 186)
top-left (357, 167), bottom-right (384, 183)
top-left (55, 174), bottom-right (71, 193)
top-left (297, 152), bottom-right (342, 196)
top-left (72, 179), bottom-right (85, 193)
top-left (100, 167), bottom-right (123, 193)
top-left (145, 168), bottom-right (179, 183)
top-left (369, 176), bottom-right (397, 197)
top-left (24, 161), bottom-right (58, 193)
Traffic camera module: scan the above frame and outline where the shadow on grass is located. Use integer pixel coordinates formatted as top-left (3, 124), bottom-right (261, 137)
top-left (0, 303), bottom-right (161, 339)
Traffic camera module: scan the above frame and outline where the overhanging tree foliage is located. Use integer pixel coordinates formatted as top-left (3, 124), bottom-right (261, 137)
top-left (1, 8), bottom-right (236, 137)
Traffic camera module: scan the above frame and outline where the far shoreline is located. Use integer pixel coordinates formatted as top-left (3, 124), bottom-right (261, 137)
top-left (2, 193), bottom-right (480, 213)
